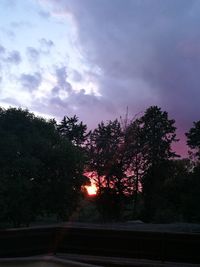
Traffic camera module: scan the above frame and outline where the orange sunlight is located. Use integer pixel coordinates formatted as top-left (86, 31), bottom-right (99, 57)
top-left (85, 184), bottom-right (97, 196)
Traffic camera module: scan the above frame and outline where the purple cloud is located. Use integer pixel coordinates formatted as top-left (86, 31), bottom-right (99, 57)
top-left (39, 38), bottom-right (54, 54)
top-left (32, 89), bottom-right (116, 129)
top-left (0, 45), bottom-right (6, 55)
top-left (38, 10), bottom-right (50, 19)
top-left (40, 38), bottom-right (54, 48)
top-left (72, 70), bottom-right (82, 82)
top-left (55, 66), bottom-right (72, 93)
top-left (1, 97), bottom-right (20, 106)
top-left (10, 21), bottom-right (33, 29)
top-left (20, 72), bottom-right (42, 91)
top-left (34, 0), bottom-right (200, 156)
top-left (26, 47), bottom-right (40, 62)
top-left (30, 66), bottom-right (116, 128)
top-left (45, 2), bottom-right (200, 119)
top-left (5, 50), bottom-right (21, 64)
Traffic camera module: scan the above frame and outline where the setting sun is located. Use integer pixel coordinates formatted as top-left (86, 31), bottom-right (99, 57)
top-left (85, 184), bottom-right (97, 196)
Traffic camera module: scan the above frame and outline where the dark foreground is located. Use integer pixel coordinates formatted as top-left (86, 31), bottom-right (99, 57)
top-left (0, 223), bottom-right (200, 266)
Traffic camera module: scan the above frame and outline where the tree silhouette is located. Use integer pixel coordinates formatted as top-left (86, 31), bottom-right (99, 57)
top-left (185, 122), bottom-right (200, 221)
top-left (138, 106), bottom-right (179, 221)
top-left (0, 108), bottom-right (87, 226)
top-left (87, 119), bottom-right (127, 220)
top-left (124, 119), bottom-right (144, 217)
top-left (57, 115), bottom-right (89, 146)
top-left (186, 121), bottom-right (200, 161)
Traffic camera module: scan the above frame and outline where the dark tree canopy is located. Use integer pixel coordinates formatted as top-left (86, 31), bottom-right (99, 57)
top-left (185, 121), bottom-right (200, 222)
top-left (86, 106), bottom-right (181, 222)
top-left (186, 121), bottom-right (200, 160)
top-left (124, 119), bottom-right (144, 215)
top-left (88, 119), bottom-right (123, 189)
top-left (57, 115), bottom-right (88, 146)
top-left (139, 106), bottom-right (178, 166)
top-left (0, 108), bottom-right (87, 227)
top-left (0, 105), bottom-right (200, 226)
top-left (138, 106), bottom-right (179, 221)
top-left (87, 119), bottom-right (128, 220)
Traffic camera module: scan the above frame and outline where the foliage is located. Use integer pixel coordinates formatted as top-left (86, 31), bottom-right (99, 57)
top-left (86, 106), bottom-right (181, 222)
top-left (57, 115), bottom-right (88, 146)
top-left (137, 106), bottom-right (179, 221)
top-left (182, 164), bottom-right (200, 222)
top-left (87, 120), bottom-right (123, 189)
top-left (185, 124), bottom-right (200, 221)
top-left (87, 119), bottom-right (128, 220)
top-left (139, 106), bottom-right (178, 165)
top-left (186, 121), bottom-right (200, 161)
top-left (1, 105), bottom-right (200, 226)
top-left (124, 119), bottom-right (144, 216)
top-left (0, 108), bottom-right (86, 226)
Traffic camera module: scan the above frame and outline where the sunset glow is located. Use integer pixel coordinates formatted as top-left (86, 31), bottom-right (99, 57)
top-left (85, 184), bottom-right (97, 196)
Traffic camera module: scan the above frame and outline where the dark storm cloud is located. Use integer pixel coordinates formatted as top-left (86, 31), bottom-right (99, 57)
top-left (42, 1), bottom-right (199, 120)
top-left (40, 0), bottom-right (200, 150)
top-left (20, 72), bottom-right (42, 91)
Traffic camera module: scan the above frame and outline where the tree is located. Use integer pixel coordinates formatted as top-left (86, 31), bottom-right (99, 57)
top-left (185, 122), bottom-right (200, 222)
top-left (87, 119), bottom-right (127, 220)
top-left (40, 138), bottom-right (87, 221)
top-left (186, 121), bottom-right (200, 161)
top-left (138, 106), bottom-right (179, 221)
top-left (57, 115), bottom-right (88, 146)
top-left (0, 107), bottom-right (87, 226)
top-left (124, 119), bottom-right (144, 217)
top-left (88, 120), bottom-right (123, 190)
top-left (148, 159), bottom-right (191, 222)
top-left (139, 106), bottom-right (178, 165)
top-left (0, 108), bottom-right (44, 226)
top-left (182, 164), bottom-right (200, 222)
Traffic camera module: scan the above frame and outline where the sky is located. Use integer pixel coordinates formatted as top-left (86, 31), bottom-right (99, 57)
top-left (0, 0), bottom-right (200, 156)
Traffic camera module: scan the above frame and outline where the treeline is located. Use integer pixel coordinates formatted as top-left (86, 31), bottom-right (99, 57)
top-left (86, 106), bottom-right (200, 223)
top-left (0, 108), bottom-right (88, 227)
top-left (0, 106), bottom-right (200, 227)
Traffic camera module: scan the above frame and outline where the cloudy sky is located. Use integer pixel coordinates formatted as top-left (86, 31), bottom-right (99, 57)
top-left (0, 0), bottom-right (200, 156)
